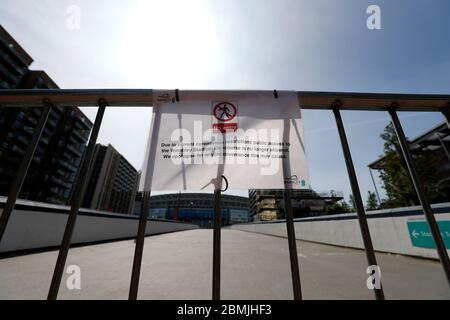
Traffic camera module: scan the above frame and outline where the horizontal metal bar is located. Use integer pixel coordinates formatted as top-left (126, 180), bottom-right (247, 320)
top-left (0, 89), bottom-right (154, 107)
top-left (299, 91), bottom-right (450, 111)
top-left (0, 89), bottom-right (449, 111)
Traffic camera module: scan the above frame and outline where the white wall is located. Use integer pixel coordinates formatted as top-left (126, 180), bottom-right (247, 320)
top-left (230, 206), bottom-right (450, 260)
top-left (0, 206), bottom-right (198, 253)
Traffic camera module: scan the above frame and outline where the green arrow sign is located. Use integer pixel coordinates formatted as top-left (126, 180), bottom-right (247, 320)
top-left (407, 220), bottom-right (450, 249)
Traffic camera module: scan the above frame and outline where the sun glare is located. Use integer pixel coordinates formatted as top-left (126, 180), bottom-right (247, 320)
top-left (117, 0), bottom-right (221, 88)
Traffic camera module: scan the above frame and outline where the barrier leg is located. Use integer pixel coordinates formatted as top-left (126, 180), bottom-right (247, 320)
top-left (47, 102), bottom-right (106, 300)
top-left (0, 103), bottom-right (51, 243)
top-left (333, 107), bottom-right (385, 300)
top-left (390, 109), bottom-right (450, 286)
top-left (283, 190), bottom-right (302, 300)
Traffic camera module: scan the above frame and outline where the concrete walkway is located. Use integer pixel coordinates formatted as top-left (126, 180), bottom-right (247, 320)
top-left (0, 229), bottom-right (449, 300)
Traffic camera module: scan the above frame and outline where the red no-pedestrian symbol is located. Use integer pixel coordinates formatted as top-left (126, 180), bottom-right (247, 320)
top-left (213, 102), bottom-right (237, 122)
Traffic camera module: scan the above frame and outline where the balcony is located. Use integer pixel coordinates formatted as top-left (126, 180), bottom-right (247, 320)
top-left (71, 129), bottom-right (88, 142)
top-left (51, 176), bottom-right (71, 189)
top-left (66, 143), bottom-right (82, 157)
top-left (57, 158), bottom-right (77, 172)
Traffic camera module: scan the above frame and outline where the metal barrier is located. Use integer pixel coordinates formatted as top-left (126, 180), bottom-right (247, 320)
top-left (1, 89), bottom-right (450, 300)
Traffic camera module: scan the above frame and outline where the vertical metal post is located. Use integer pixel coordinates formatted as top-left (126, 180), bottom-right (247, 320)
top-left (0, 102), bottom-right (51, 243)
top-left (333, 107), bottom-right (385, 300)
top-left (212, 187), bottom-right (222, 300)
top-left (283, 190), bottom-right (302, 300)
top-left (129, 191), bottom-right (150, 300)
top-left (389, 109), bottom-right (450, 285)
top-left (128, 104), bottom-right (161, 299)
top-left (47, 101), bottom-right (106, 300)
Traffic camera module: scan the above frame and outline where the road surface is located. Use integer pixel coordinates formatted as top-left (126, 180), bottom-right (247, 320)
top-left (0, 229), bottom-right (449, 299)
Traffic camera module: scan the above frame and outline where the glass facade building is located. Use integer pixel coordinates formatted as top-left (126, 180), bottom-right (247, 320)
top-left (133, 192), bottom-right (250, 228)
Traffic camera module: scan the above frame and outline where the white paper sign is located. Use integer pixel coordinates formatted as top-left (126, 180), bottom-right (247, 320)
top-left (141, 90), bottom-right (310, 191)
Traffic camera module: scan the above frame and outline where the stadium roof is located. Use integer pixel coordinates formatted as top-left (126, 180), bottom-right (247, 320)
top-left (368, 121), bottom-right (450, 170)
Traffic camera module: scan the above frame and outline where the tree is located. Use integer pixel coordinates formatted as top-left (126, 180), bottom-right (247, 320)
top-left (341, 200), bottom-right (352, 213)
top-left (366, 191), bottom-right (379, 210)
top-left (324, 200), bottom-right (352, 215)
top-left (348, 195), bottom-right (356, 212)
top-left (377, 123), bottom-right (442, 208)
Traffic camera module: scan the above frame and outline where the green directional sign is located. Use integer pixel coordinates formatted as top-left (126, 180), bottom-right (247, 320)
top-left (407, 220), bottom-right (450, 249)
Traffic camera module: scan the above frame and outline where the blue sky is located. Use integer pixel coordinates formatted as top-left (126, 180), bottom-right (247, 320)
top-left (1, 0), bottom-right (449, 202)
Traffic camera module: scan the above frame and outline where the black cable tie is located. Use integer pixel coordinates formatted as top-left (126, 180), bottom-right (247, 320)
top-left (98, 98), bottom-right (108, 107)
top-left (331, 99), bottom-right (343, 110)
top-left (221, 175), bottom-right (229, 192)
top-left (42, 98), bottom-right (52, 107)
top-left (389, 101), bottom-right (399, 110)
top-left (273, 90), bottom-right (279, 99)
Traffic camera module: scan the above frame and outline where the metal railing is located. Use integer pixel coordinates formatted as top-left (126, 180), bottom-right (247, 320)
top-left (1, 89), bottom-right (450, 300)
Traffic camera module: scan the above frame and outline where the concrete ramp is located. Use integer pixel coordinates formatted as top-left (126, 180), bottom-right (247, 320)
top-left (230, 203), bottom-right (450, 260)
top-left (0, 198), bottom-right (198, 253)
top-left (0, 229), bottom-right (448, 299)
